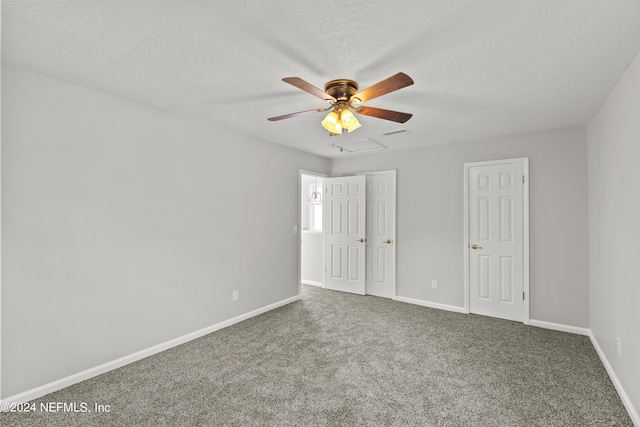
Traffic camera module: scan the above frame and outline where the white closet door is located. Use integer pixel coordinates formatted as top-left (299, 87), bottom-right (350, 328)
top-left (469, 162), bottom-right (524, 322)
top-left (325, 175), bottom-right (366, 295)
top-left (361, 171), bottom-right (396, 298)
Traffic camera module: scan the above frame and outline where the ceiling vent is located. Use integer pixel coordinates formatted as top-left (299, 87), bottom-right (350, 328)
top-left (381, 129), bottom-right (409, 137)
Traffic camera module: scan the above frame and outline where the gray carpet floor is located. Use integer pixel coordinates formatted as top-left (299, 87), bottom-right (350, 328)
top-left (1, 285), bottom-right (632, 426)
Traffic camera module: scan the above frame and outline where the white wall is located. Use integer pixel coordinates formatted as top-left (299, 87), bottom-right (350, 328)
top-left (331, 126), bottom-right (589, 328)
top-left (0, 66), bottom-right (330, 398)
top-left (588, 50), bottom-right (640, 418)
top-left (301, 232), bottom-right (323, 285)
top-left (300, 174), bottom-right (324, 285)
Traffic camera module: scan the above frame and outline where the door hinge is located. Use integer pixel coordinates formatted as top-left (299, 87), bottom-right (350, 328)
top-left (522, 175), bottom-right (525, 184)
top-left (523, 292), bottom-right (525, 300)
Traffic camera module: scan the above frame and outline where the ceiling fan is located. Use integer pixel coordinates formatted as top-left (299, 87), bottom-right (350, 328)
top-left (267, 72), bottom-right (414, 135)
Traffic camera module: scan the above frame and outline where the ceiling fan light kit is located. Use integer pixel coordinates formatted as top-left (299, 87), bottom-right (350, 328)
top-left (268, 72), bottom-right (414, 136)
top-left (321, 106), bottom-right (361, 135)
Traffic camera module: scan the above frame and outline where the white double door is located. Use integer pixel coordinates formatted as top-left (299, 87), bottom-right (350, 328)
top-left (324, 172), bottom-right (396, 298)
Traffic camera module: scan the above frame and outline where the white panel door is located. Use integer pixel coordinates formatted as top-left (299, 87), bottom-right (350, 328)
top-left (325, 175), bottom-right (366, 295)
top-left (469, 162), bottom-right (524, 321)
top-left (360, 171), bottom-right (396, 298)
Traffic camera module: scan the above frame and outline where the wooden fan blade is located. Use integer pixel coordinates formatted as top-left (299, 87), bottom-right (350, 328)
top-left (282, 77), bottom-right (336, 101)
top-left (351, 72), bottom-right (414, 104)
top-left (355, 106), bottom-right (412, 123)
top-left (268, 108), bottom-right (327, 121)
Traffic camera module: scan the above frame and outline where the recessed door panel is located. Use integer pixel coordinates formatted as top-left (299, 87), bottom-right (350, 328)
top-left (348, 182), bottom-right (360, 195)
top-left (499, 172), bottom-right (513, 189)
top-left (365, 245), bottom-right (372, 281)
top-left (331, 245), bottom-right (342, 279)
top-left (479, 255), bottom-right (491, 300)
top-left (500, 256), bottom-right (513, 303)
top-left (366, 200), bottom-right (373, 235)
top-left (331, 201), bottom-right (343, 235)
top-left (378, 200), bottom-right (386, 236)
top-left (347, 246), bottom-right (359, 281)
top-left (500, 196), bottom-right (513, 242)
top-left (348, 201), bottom-right (360, 235)
top-left (479, 197), bottom-right (491, 241)
top-left (378, 180), bottom-right (387, 194)
top-left (478, 174), bottom-right (490, 190)
top-left (377, 247), bottom-right (386, 284)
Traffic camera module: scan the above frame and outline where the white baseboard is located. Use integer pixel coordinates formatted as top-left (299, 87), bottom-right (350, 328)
top-left (528, 319), bottom-right (590, 336)
top-left (393, 296), bottom-right (466, 314)
top-left (589, 331), bottom-right (640, 426)
top-left (301, 280), bottom-right (322, 287)
top-left (2, 294), bottom-right (301, 404)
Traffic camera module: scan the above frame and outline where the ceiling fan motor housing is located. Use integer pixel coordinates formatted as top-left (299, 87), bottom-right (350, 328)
top-left (324, 79), bottom-right (359, 105)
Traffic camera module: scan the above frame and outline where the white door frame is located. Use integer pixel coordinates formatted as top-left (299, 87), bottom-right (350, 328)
top-left (356, 170), bottom-right (397, 299)
top-left (298, 170), bottom-right (329, 296)
top-left (463, 157), bottom-right (530, 324)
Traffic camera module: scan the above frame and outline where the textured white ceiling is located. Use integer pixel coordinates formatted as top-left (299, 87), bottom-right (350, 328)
top-left (3, 0), bottom-right (640, 158)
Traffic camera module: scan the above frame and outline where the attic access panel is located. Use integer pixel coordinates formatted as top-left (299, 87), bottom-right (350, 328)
top-left (333, 138), bottom-right (386, 153)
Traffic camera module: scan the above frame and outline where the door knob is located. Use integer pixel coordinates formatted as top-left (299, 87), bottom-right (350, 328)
top-left (357, 238), bottom-right (365, 243)
top-left (471, 244), bottom-right (482, 249)
top-left (384, 239), bottom-right (393, 244)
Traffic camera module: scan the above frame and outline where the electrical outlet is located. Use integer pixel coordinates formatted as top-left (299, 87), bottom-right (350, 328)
top-left (432, 280), bottom-right (438, 289)
top-left (616, 337), bottom-right (621, 357)
top-left (232, 290), bottom-right (239, 301)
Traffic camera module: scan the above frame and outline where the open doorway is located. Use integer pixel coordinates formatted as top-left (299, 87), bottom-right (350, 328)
top-left (300, 173), bottom-right (325, 288)
top-left (298, 170), bottom-right (397, 298)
